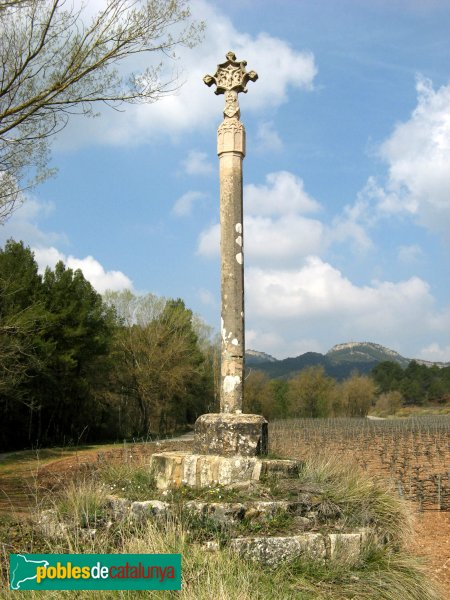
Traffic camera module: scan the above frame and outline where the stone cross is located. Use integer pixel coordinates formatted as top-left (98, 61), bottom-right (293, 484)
top-left (204, 52), bottom-right (258, 414)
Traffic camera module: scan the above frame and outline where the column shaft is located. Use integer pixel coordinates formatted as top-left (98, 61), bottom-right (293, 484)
top-left (218, 118), bottom-right (245, 413)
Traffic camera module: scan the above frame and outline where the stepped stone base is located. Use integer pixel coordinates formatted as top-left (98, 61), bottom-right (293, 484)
top-left (193, 413), bottom-right (268, 457)
top-left (102, 496), bottom-right (373, 567)
top-left (150, 451), bottom-right (301, 490)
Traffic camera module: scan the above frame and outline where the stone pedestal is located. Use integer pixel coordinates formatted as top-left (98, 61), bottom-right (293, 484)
top-left (150, 451), bottom-right (300, 490)
top-left (193, 413), bottom-right (268, 457)
top-left (150, 413), bottom-right (271, 490)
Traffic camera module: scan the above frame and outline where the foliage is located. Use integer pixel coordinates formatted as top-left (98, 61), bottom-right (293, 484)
top-left (0, 240), bottom-right (46, 399)
top-left (337, 374), bottom-right (377, 417)
top-left (98, 461), bottom-right (156, 501)
top-left (0, 240), bottom-right (215, 451)
top-left (373, 390), bottom-right (404, 416)
top-left (0, 240), bottom-right (116, 449)
top-left (245, 358), bottom-right (450, 419)
top-left (243, 370), bottom-right (271, 414)
top-left (56, 478), bottom-right (107, 529)
top-left (105, 290), bottom-right (213, 437)
top-left (297, 455), bottom-right (411, 545)
top-left (287, 366), bottom-right (336, 418)
top-left (372, 360), bottom-right (450, 405)
top-left (0, 0), bottom-right (204, 219)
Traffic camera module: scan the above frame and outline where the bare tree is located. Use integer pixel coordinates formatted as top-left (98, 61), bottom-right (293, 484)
top-left (0, 0), bottom-right (204, 220)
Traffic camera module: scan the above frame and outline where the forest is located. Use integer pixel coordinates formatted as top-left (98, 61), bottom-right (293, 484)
top-left (0, 240), bottom-right (217, 450)
top-left (1, 240), bottom-right (449, 451)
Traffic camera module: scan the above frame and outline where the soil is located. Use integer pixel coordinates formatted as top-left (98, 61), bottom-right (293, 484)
top-left (410, 509), bottom-right (450, 598)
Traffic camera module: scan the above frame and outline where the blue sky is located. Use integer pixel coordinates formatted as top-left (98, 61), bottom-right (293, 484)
top-left (2, 0), bottom-right (450, 361)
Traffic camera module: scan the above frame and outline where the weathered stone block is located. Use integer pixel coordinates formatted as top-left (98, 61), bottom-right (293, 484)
top-left (130, 500), bottom-right (169, 521)
top-left (193, 413), bottom-right (268, 457)
top-left (35, 509), bottom-right (68, 539)
top-left (150, 451), bottom-right (262, 489)
top-left (230, 533), bottom-right (326, 567)
top-left (184, 501), bottom-right (207, 516)
top-left (106, 496), bottom-right (131, 519)
top-left (207, 502), bottom-right (245, 523)
top-left (250, 501), bottom-right (290, 517)
top-left (150, 451), bottom-right (303, 490)
top-left (151, 451), bottom-right (190, 489)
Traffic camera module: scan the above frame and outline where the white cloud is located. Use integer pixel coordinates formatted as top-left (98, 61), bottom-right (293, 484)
top-left (245, 215), bottom-right (324, 265)
top-left (246, 329), bottom-right (285, 353)
top-left (245, 171), bottom-right (320, 216)
top-left (55, 0), bottom-right (317, 148)
top-left (0, 197), bottom-right (132, 294)
top-left (418, 343), bottom-right (450, 363)
top-left (243, 257), bottom-right (446, 359)
top-left (246, 329), bottom-right (322, 358)
top-left (33, 247), bottom-right (133, 294)
top-left (182, 150), bottom-right (214, 176)
top-left (197, 171), bottom-right (326, 264)
top-left (172, 191), bottom-right (206, 217)
top-left (363, 77), bottom-right (450, 235)
top-left (0, 198), bottom-right (68, 248)
top-left (197, 214), bottom-right (325, 264)
top-left (197, 222), bottom-right (220, 257)
top-left (330, 215), bottom-right (373, 254)
top-left (246, 257), bottom-right (431, 320)
top-left (333, 77), bottom-right (450, 251)
top-left (255, 121), bottom-right (283, 152)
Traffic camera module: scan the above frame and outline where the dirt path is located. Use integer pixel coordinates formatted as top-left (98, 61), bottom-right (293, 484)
top-left (0, 437), bottom-right (193, 517)
top-left (0, 446), bottom-right (113, 517)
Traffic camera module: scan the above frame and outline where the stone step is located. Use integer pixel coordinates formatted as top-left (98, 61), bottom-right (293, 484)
top-left (150, 451), bottom-right (302, 490)
top-left (107, 497), bottom-right (313, 523)
top-left (105, 496), bottom-right (376, 544)
top-left (204, 530), bottom-right (371, 567)
top-left (183, 499), bottom-right (314, 523)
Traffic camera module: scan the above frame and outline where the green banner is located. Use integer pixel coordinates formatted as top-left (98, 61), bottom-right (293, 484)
top-left (10, 553), bottom-right (181, 590)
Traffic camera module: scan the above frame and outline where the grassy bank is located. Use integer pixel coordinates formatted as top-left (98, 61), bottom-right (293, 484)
top-left (0, 447), bottom-right (443, 600)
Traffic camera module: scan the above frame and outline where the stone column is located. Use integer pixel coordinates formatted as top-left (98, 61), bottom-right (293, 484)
top-left (203, 52), bottom-right (258, 414)
top-left (149, 55), bottom-right (277, 485)
top-left (194, 52), bottom-right (268, 459)
top-left (218, 108), bottom-right (245, 413)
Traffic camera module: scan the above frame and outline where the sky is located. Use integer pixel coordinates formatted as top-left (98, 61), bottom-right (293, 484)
top-left (2, 0), bottom-right (450, 361)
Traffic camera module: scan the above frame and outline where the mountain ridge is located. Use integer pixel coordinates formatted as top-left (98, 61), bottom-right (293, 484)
top-left (245, 341), bottom-right (449, 380)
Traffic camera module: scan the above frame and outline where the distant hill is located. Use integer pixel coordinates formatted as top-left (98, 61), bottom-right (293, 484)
top-left (245, 341), bottom-right (448, 381)
top-left (246, 349), bottom-right (277, 365)
top-left (326, 342), bottom-right (410, 368)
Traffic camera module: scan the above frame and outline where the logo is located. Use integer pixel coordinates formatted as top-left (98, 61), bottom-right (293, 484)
top-left (10, 554), bottom-right (181, 590)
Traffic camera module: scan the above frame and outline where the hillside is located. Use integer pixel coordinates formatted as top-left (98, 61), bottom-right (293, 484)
top-left (245, 349), bottom-right (277, 365)
top-left (246, 341), bottom-right (448, 380)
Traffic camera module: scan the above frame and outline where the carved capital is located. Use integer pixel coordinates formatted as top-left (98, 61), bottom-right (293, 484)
top-left (217, 118), bottom-right (246, 155)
